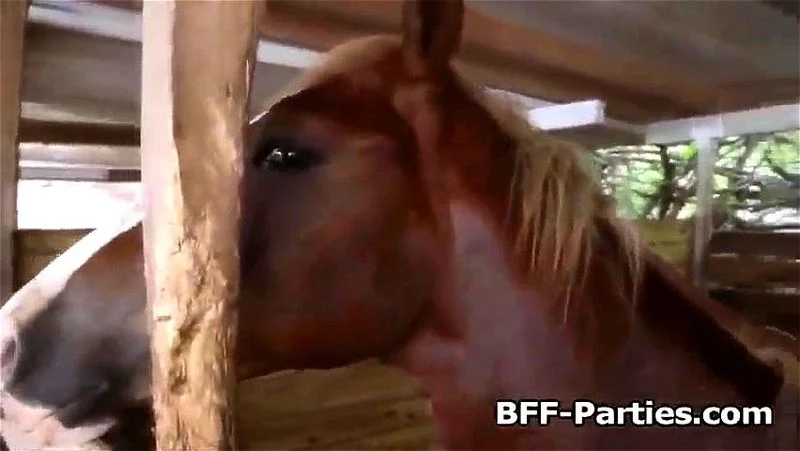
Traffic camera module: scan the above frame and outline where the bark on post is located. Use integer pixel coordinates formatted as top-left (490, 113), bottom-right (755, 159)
top-left (140, 1), bottom-right (264, 450)
top-left (0, 0), bottom-right (29, 305)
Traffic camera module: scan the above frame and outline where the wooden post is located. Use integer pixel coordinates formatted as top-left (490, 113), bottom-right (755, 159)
top-left (140, 1), bottom-right (264, 450)
top-left (692, 135), bottom-right (718, 284)
top-left (0, 0), bottom-right (29, 304)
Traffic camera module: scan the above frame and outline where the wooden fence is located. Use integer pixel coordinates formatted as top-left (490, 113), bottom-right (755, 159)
top-left (702, 230), bottom-right (800, 335)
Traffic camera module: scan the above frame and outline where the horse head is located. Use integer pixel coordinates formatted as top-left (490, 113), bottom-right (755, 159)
top-left (0, 213), bottom-right (149, 448)
top-left (235, 0), bottom-right (469, 375)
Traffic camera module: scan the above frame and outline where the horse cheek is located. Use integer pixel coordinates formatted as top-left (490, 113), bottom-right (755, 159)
top-left (380, 226), bottom-right (439, 336)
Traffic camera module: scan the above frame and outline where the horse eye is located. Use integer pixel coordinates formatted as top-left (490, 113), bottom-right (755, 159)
top-left (252, 140), bottom-right (321, 173)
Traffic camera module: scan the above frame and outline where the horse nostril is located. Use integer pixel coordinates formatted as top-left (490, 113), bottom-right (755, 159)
top-left (0, 340), bottom-right (16, 368)
top-left (0, 324), bottom-right (20, 385)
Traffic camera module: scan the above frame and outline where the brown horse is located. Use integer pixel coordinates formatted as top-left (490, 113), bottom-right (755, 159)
top-left (2, 0), bottom-right (799, 448)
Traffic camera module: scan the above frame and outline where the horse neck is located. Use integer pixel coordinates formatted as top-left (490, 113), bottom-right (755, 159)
top-left (401, 201), bottom-right (776, 398)
top-left (393, 202), bottom-right (788, 448)
top-left (393, 92), bottom-right (782, 409)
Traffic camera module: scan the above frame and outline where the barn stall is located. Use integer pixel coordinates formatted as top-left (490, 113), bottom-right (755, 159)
top-left (2, 0), bottom-right (799, 449)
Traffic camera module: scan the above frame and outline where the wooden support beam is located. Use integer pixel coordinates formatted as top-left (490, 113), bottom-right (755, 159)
top-left (692, 136), bottom-right (719, 285)
top-left (526, 99), bottom-right (644, 148)
top-left (140, 1), bottom-right (263, 449)
top-left (18, 118), bottom-right (140, 146)
top-left (761, 0), bottom-right (800, 21)
top-left (20, 142), bottom-right (140, 169)
top-left (0, 0), bottom-right (29, 305)
top-left (18, 164), bottom-right (140, 182)
top-left (90, 0), bottom-right (722, 123)
top-left (257, 0), bottom-right (719, 121)
top-left (646, 102), bottom-right (800, 145)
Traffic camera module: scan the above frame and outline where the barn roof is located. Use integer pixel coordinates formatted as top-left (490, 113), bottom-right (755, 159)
top-left (18, 0), bottom-right (800, 178)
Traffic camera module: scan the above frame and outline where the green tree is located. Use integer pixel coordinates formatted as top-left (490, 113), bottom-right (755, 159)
top-left (594, 130), bottom-right (800, 230)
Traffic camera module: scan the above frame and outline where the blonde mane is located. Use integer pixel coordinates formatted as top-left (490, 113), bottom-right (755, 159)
top-left (465, 85), bottom-right (643, 315)
top-left (258, 35), bottom-right (644, 318)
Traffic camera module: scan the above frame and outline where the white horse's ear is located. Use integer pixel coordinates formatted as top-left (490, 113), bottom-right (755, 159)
top-left (401, 0), bottom-right (464, 72)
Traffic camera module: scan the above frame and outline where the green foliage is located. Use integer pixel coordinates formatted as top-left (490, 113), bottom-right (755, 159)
top-left (593, 130), bottom-right (800, 229)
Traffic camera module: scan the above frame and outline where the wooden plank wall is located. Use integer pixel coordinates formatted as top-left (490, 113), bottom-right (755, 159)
top-left (632, 222), bottom-right (798, 334)
top-left (703, 230), bottom-right (800, 335)
top-left (13, 229), bottom-right (435, 450)
top-left (0, 0), bottom-right (29, 305)
top-left (236, 363), bottom-right (434, 449)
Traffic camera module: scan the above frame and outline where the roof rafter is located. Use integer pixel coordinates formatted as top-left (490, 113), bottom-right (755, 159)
top-left (89, 0), bottom-right (724, 123)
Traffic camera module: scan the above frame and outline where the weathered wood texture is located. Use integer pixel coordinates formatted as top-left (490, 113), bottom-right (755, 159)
top-left (0, 0), bottom-right (29, 305)
top-left (703, 231), bottom-right (800, 335)
top-left (236, 362), bottom-right (434, 450)
top-left (140, 1), bottom-right (264, 450)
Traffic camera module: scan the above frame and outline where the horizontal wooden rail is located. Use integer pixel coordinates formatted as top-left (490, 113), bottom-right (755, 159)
top-left (20, 142), bottom-right (140, 169)
top-left (702, 230), bottom-right (800, 335)
top-left (19, 165), bottom-right (140, 182)
top-left (18, 118), bottom-right (140, 146)
top-left (706, 230), bottom-right (800, 260)
top-left (706, 256), bottom-right (800, 289)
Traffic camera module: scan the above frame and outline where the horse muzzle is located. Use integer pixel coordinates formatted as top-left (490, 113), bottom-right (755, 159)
top-left (0, 391), bottom-right (115, 450)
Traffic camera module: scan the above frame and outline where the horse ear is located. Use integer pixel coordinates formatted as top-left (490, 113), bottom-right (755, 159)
top-left (401, 0), bottom-right (464, 72)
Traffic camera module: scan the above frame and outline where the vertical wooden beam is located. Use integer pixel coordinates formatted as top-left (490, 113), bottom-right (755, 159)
top-left (140, 1), bottom-right (263, 450)
top-left (692, 135), bottom-right (718, 284)
top-left (0, 0), bottom-right (29, 305)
